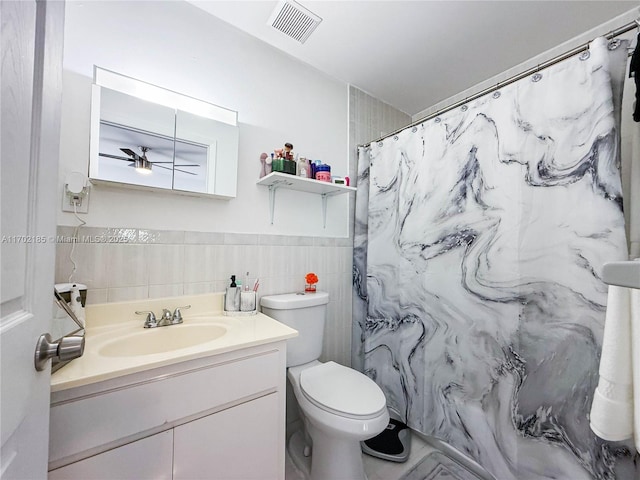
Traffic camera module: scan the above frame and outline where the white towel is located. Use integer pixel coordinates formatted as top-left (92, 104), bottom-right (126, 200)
top-left (590, 285), bottom-right (639, 452)
top-left (632, 286), bottom-right (640, 452)
top-left (629, 123), bottom-right (640, 258)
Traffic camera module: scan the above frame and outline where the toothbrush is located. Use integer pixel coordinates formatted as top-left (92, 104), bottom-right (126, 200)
top-left (253, 278), bottom-right (260, 292)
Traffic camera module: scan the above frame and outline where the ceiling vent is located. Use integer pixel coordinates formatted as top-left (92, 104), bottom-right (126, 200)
top-left (267, 0), bottom-right (322, 44)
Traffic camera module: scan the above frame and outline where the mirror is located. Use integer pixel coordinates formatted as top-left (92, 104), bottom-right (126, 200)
top-left (89, 67), bottom-right (239, 199)
top-left (52, 290), bottom-right (84, 373)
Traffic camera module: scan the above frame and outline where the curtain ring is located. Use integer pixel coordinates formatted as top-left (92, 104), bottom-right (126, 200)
top-left (579, 50), bottom-right (590, 61)
top-left (492, 82), bottom-right (501, 99)
top-left (608, 38), bottom-right (621, 50)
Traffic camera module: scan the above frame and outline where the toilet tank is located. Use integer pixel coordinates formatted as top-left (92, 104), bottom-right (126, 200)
top-left (260, 291), bottom-right (329, 367)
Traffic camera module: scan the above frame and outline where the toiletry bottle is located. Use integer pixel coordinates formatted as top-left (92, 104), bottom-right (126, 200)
top-left (225, 275), bottom-right (239, 311)
top-left (315, 164), bottom-right (331, 182)
top-left (234, 280), bottom-right (242, 311)
top-left (297, 157), bottom-right (307, 177)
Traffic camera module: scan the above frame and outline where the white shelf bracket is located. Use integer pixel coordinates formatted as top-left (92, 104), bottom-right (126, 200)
top-left (256, 173), bottom-right (355, 227)
top-left (268, 185), bottom-right (276, 225)
top-left (321, 193), bottom-right (328, 229)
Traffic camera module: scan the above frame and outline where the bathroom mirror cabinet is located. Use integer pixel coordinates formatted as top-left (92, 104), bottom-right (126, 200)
top-left (89, 67), bottom-right (239, 199)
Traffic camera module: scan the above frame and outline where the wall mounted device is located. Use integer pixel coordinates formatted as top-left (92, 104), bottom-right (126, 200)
top-left (62, 171), bottom-right (90, 213)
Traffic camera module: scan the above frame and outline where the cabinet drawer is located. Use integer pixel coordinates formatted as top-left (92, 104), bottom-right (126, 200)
top-left (50, 349), bottom-right (280, 465)
top-left (173, 393), bottom-right (280, 480)
top-left (49, 430), bottom-right (172, 480)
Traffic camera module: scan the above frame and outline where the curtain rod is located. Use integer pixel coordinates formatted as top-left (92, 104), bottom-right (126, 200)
top-left (359, 20), bottom-right (638, 149)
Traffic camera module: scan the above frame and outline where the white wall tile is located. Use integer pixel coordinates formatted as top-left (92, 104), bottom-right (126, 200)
top-left (223, 233), bottom-right (259, 245)
top-left (220, 245), bottom-right (260, 284)
top-left (147, 245), bottom-right (184, 285)
top-left (56, 242), bottom-right (110, 289)
top-left (107, 244), bottom-right (149, 287)
top-left (184, 231), bottom-right (224, 244)
top-left (184, 245), bottom-right (219, 283)
top-left (86, 288), bottom-right (108, 304)
top-left (183, 282), bottom-right (214, 296)
top-left (107, 285), bottom-right (149, 302)
top-left (149, 283), bottom-right (183, 299)
top-left (138, 229), bottom-right (185, 244)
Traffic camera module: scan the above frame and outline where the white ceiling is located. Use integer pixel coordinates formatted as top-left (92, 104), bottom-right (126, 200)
top-left (187, 0), bottom-right (637, 116)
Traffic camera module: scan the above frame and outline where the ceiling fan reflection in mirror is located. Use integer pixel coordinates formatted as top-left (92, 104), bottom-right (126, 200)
top-left (99, 146), bottom-right (199, 176)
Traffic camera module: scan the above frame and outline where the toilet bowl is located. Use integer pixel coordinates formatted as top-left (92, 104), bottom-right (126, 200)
top-left (260, 292), bottom-right (389, 480)
top-left (288, 361), bottom-right (389, 480)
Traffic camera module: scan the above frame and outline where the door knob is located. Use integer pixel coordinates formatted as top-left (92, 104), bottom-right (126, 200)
top-left (34, 333), bottom-right (85, 371)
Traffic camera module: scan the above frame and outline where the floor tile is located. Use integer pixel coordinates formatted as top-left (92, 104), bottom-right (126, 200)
top-left (286, 431), bottom-right (434, 480)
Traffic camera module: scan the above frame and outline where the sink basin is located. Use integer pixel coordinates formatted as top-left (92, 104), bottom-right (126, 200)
top-left (99, 323), bottom-right (227, 357)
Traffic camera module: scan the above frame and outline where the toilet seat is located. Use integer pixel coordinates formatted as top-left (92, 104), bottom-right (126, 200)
top-left (299, 361), bottom-right (386, 420)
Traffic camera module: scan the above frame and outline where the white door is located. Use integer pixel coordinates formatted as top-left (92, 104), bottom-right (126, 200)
top-left (1, 0), bottom-right (65, 478)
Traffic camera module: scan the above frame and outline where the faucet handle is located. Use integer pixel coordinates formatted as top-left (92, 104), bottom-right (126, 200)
top-left (136, 310), bottom-right (157, 328)
top-left (172, 305), bottom-right (191, 324)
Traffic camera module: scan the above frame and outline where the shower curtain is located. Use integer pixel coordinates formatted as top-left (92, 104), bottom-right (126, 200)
top-left (354, 37), bottom-right (639, 479)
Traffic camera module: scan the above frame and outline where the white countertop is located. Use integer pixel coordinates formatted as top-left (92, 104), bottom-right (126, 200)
top-left (50, 293), bottom-right (298, 392)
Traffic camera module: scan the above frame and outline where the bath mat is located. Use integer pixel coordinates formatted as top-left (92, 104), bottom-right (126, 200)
top-left (400, 451), bottom-right (482, 480)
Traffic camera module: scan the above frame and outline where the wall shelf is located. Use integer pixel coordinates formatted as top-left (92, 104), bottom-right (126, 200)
top-left (256, 172), bottom-right (356, 227)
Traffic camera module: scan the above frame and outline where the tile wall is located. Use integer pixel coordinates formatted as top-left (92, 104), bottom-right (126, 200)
top-left (55, 225), bottom-right (353, 366)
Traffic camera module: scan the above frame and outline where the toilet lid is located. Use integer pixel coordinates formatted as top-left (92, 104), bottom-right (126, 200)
top-left (300, 362), bottom-right (386, 419)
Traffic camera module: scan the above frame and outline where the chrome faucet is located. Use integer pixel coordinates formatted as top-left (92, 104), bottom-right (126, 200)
top-left (136, 310), bottom-right (158, 328)
top-left (136, 305), bottom-right (191, 328)
top-left (159, 308), bottom-right (173, 326)
top-left (172, 305), bottom-right (190, 323)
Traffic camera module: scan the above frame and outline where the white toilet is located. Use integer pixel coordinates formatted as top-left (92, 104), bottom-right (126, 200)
top-left (261, 291), bottom-right (389, 480)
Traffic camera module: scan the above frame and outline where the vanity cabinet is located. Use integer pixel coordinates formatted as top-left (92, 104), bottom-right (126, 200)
top-left (48, 342), bottom-right (287, 480)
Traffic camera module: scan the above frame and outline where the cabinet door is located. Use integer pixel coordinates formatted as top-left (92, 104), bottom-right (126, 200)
top-left (48, 430), bottom-right (172, 480)
top-left (173, 393), bottom-right (281, 480)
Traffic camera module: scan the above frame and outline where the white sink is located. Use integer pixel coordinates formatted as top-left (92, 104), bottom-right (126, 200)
top-left (99, 323), bottom-right (228, 357)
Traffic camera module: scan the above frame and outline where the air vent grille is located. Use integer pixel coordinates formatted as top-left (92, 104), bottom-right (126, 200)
top-left (268, 1), bottom-right (322, 44)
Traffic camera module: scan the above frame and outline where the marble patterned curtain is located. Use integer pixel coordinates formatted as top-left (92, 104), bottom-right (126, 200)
top-left (353, 37), bottom-right (639, 479)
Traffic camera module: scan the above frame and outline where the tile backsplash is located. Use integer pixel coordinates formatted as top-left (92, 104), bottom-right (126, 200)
top-left (55, 226), bottom-right (353, 366)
